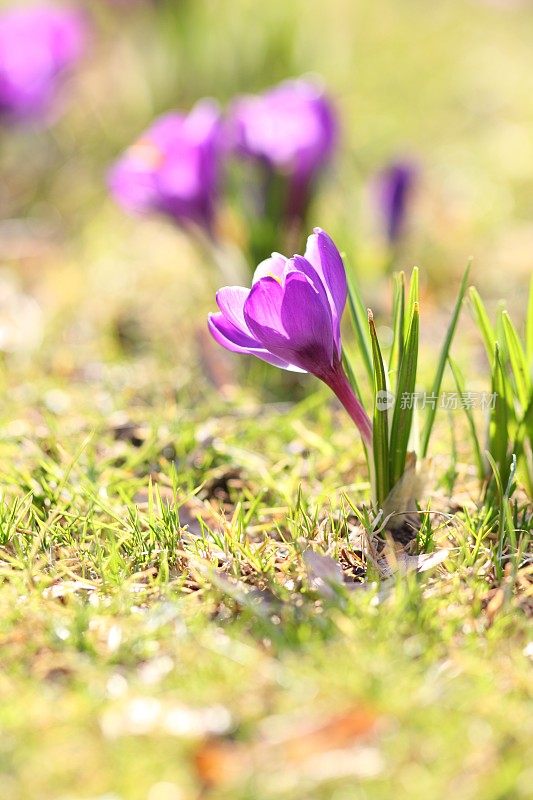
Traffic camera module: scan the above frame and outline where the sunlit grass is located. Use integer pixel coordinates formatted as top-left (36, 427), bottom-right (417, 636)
top-left (0, 1), bottom-right (532, 798)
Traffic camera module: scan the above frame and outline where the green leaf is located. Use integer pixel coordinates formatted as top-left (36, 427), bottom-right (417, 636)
top-left (488, 343), bottom-right (511, 492)
top-left (527, 275), bottom-right (533, 368)
top-left (512, 393), bottom-right (533, 497)
top-left (502, 310), bottom-right (530, 411)
top-left (405, 266), bottom-right (419, 334)
top-left (389, 271), bottom-right (405, 379)
top-left (389, 302), bottom-right (419, 487)
top-left (341, 348), bottom-right (363, 404)
top-left (448, 357), bottom-right (485, 480)
top-left (469, 286), bottom-right (496, 363)
top-left (420, 263), bottom-right (470, 457)
top-left (369, 310), bottom-right (390, 508)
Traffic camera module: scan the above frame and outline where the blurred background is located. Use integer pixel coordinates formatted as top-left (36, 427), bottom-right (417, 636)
top-left (1, 0), bottom-right (533, 382)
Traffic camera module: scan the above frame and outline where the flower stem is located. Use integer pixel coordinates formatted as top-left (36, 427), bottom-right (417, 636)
top-left (327, 364), bottom-right (373, 448)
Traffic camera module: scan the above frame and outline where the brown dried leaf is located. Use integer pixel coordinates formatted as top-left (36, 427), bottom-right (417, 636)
top-left (194, 705), bottom-right (380, 790)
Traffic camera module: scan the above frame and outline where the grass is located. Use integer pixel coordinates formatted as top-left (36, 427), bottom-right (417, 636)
top-left (0, 360), bottom-right (530, 799)
top-left (1, 1), bottom-right (532, 797)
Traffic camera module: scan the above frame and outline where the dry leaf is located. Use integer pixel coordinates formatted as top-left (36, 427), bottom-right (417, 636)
top-left (485, 587), bottom-right (505, 625)
top-left (270, 706), bottom-right (379, 762)
top-left (379, 547), bottom-right (449, 577)
top-left (304, 550), bottom-right (345, 597)
top-left (43, 580), bottom-right (97, 599)
top-left (177, 497), bottom-right (223, 537)
top-left (382, 454), bottom-right (431, 542)
top-left (195, 705), bottom-right (380, 790)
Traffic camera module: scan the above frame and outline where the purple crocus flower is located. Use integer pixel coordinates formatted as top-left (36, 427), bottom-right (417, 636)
top-left (208, 227), bottom-right (372, 446)
top-left (108, 101), bottom-right (223, 233)
top-left (376, 160), bottom-right (417, 245)
top-left (0, 5), bottom-right (85, 120)
top-left (230, 79), bottom-right (337, 223)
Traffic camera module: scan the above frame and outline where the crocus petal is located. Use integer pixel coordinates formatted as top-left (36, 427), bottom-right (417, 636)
top-left (252, 253), bottom-right (287, 284)
top-left (284, 254), bottom-right (324, 291)
top-left (216, 286), bottom-right (250, 332)
top-left (207, 313), bottom-right (292, 369)
top-left (280, 271), bottom-right (335, 371)
top-left (304, 227), bottom-right (347, 355)
top-left (244, 271), bottom-right (334, 374)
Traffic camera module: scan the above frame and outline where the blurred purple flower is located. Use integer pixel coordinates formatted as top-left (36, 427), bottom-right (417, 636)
top-left (376, 160), bottom-right (417, 245)
top-left (108, 101), bottom-right (223, 233)
top-left (0, 4), bottom-right (86, 120)
top-left (208, 227), bottom-right (372, 446)
top-left (230, 79), bottom-right (338, 223)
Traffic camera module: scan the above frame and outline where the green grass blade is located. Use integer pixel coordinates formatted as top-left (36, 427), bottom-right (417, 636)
top-left (405, 266), bottom-right (419, 333)
top-left (511, 393), bottom-right (533, 497)
top-left (389, 302), bottom-right (419, 487)
top-left (420, 263), bottom-right (470, 457)
top-left (389, 271), bottom-right (405, 379)
top-left (520, 392), bottom-right (533, 441)
top-left (369, 309), bottom-right (390, 508)
top-left (469, 286), bottom-right (496, 363)
top-left (495, 306), bottom-right (510, 365)
top-left (502, 310), bottom-right (530, 411)
top-left (448, 357), bottom-right (485, 479)
top-left (341, 348), bottom-right (363, 403)
top-left (488, 343), bottom-right (511, 492)
top-left (527, 275), bottom-right (533, 368)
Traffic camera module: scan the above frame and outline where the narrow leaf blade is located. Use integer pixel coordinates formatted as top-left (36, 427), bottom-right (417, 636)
top-left (469, 286), bottom-right (496, 363)
top-left (369, 309), bottom-right (390, 508)
top-left (420, 263), bottom-right (470, 457)
top-left (389, 302), bottom-right (419, 487)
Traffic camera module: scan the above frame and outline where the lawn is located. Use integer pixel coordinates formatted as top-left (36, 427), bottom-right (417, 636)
top-left (0, 1), bottom-right (531, 799)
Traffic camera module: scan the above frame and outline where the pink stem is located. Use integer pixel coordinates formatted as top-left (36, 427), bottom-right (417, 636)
top-left (327, 365), bottom-right (373, 448)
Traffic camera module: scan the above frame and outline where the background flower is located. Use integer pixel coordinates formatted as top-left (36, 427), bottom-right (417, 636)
top-left (108, 101), bottom-right (223, 233)
top-left (0, 4), bottom-right (86, 120)
top-left (376, 159), bottom-right (417, 245)
top-left (229, 79), bottom-right (337, 227)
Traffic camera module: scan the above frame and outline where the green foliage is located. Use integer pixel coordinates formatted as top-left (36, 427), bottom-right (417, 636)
top-left (465, 282), bottom-right (533, 499)
top-left (0, 373), bottom-right (530, 798)
top-left (345, 266), bottom-right (468, 511)
top-left (1, 2), bottom-right (532, 797)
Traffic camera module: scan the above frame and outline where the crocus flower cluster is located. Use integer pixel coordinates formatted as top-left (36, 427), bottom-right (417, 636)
top-left (208, 228), bottom-right (372, 447)
top-left (376, 160), bottom-right (417, 245)
top-left (108, 101), bottom-right (223, 234)
top-left (109, 79), bottom-right (337, 237)
top-left (0, 4), bottom-right (86, 120)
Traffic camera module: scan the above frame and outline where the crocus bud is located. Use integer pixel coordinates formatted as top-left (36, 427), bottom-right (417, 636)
top-left (376, 160), bottom-right (417, 245)
top-left (208, 227), bottom-right (372, 446)
top-left (108, 101), bottom-right (223, 234)
top-left (229, 79), bottom-right (337, 225)
top-left (0, 5), bottom-right (86, 121)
